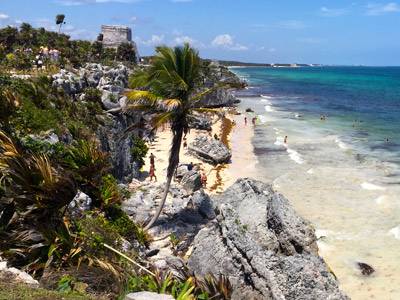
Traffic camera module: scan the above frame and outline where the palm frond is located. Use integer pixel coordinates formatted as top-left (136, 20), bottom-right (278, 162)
top-left (125, 90), bottom-right (159, 105)
top-left (162, 99), bottom-right (182, 111)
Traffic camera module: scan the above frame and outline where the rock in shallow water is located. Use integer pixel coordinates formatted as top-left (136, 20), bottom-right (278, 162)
top-left (188, 178), bottom-right (348, 300)
top-left (357, 262), bottom-right (375, 276)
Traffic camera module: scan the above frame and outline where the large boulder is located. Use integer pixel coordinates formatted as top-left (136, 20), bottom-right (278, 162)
top-left (0, 259), bottom-right (39, 287)
top-left (188, 178), bottom-right (348, 300)
top-left (181, 170), bottom-right (202, 193)
top-left (188, 135), bottom-right (231, 164)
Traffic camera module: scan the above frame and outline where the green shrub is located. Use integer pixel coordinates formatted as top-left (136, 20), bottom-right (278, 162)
top-left (76, 214), bottom-right (122, 254)
top-left (105, 204), bottom-right (150, 246)
top-left (131, 136), bottom-right (148, 166)
top-left (100, 174), bottom-right (121, 206)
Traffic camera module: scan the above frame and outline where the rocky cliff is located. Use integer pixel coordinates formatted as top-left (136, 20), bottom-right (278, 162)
top-left (123, 175), bottom-right (348, 300)
top-left (187, 178), bottom-right (348, 300)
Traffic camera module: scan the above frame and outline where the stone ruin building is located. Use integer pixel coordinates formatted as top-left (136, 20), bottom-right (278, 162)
top-left (101, 25), bottom-right (139, 58)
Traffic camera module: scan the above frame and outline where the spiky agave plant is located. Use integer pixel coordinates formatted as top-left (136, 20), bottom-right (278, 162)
top-left (0, 130), bottom-right (77, 272)
top-left (125, 43), bottom-right (239, 229)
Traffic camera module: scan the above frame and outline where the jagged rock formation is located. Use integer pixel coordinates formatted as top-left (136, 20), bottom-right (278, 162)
top-left (198, 88), bottom-right (240, 108)
top-left (52, 63), bottom-right (129, 109)
top-left (198, 62), bottom-right (243, 108)
top-left (188, 135), bottom-right (231, 164)
top-left (188, 179), bottom-right (348, 300)
top-left (97, 113), bottom-right (140, 182)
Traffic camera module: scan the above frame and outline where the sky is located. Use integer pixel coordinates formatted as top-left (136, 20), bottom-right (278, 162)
top-left (0, 0), bottom-right (400, 65)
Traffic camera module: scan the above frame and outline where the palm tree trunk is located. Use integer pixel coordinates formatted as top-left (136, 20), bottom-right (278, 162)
top-left (144, 127), bottom-right (184, 230)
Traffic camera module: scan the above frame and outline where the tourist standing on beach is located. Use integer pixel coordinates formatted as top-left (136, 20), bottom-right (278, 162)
top-left (284, 136), bottom-right (288, 144)
top-left (244, 117), bottom-right (247, 125)
top-left (183, 138), bottom-right (188, 149)
top-left (149, 164), bottom-right (157, 182)
top-left (149, 153), bottom-right (155, 167)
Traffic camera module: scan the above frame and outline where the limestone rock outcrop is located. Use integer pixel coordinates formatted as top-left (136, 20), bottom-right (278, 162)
top-left (188, 178), bottom-right (348, 300)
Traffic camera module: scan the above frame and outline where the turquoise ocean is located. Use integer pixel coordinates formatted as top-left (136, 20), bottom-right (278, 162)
top-left (231, 66), bottom-right (400, 299)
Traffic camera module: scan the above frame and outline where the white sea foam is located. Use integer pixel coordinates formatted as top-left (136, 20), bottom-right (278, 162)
top-left (307, 168), bottom-right (314, 174)
top-left (388, 226), bottom-right (400, 240)
top-left (287, 148), bottom-right (305, 164)
top-left (335, 138), bottom-right (349, 150)
top-left (265, 105), bottom-right (275, 112)
top-left (274, 136), bottom-right (286, 146)
top-left (257, 115), bottom-right (267, 124)
top-left (261, 94), bottom-right (272, 99)
top-left (375, 195), bottom-right (387, 204)
top-left (361, 182), bottom-right (386, 191)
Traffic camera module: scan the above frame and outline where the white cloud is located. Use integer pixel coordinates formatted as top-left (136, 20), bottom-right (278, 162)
top-left (211, 34), bottom-right (248, 51)
top-left (320, 6), bottom-right (348, 17)
top-left (173, 35), bottom-right (205, 48)
top-left (366, 2), bottom-right (400, 15)
top-left (212, 34), bottom-right (234, 47)
top-left (137, 34), bottom-right (165, 46)
top-left (0, 13), bottom-right (10, 20)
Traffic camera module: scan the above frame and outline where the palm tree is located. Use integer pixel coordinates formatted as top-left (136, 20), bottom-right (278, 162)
top-left (55, 14), bottom-right (66, 34)
top-left (126, 44), bottom-right (236, 229)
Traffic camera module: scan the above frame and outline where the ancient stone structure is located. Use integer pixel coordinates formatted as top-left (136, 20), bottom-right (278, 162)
top-left (101, 25), bottom-right (132, 48)
top-left (101, 25), bottom-right (139, 58)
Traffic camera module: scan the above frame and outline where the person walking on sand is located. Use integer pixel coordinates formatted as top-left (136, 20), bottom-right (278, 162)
top-left (284, 136), bottom-right (288, 144)
top-left (244, 117), bottom-right (247, 125)
top-left (252, 117), bottom-right (257, 125)
top-left (149, 153), bottom-right (155, 167)
top-left (149, 164), bottom-right (157, 182)
top-left (183, 137), bottom-right (188, 149)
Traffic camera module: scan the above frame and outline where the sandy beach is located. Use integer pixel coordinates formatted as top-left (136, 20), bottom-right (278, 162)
top-left (143, 108), bottom-right (259, 194)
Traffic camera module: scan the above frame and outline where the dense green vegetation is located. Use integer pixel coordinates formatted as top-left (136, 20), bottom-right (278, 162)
top-left (0, 71), bottom-right (148, 298)
top-left (0, 22), bottom-right (136, 71)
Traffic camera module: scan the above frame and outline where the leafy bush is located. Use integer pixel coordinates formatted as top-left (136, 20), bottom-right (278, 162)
top-left (125, 268), bottom-right (232, 300)
top-left (105, 204), bottom-right (151, 246)
top-left (100, 174), bottom-right (121, 206)
top-left (131, 136), bottom-right (148, 166)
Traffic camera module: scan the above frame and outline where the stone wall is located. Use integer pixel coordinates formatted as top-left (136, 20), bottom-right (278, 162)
top-left (101, 25), bottom-right (132, 48)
